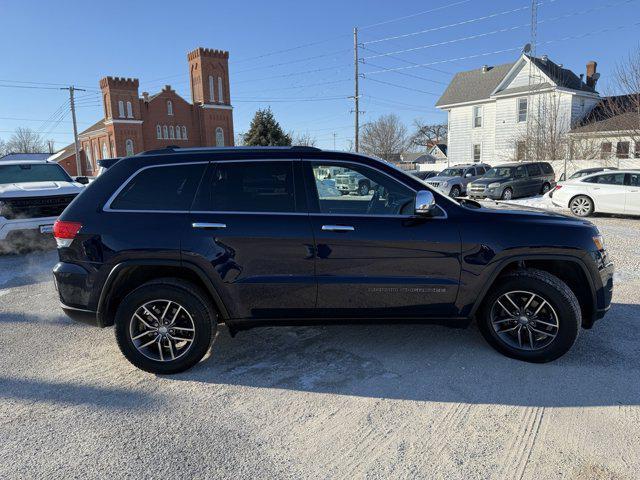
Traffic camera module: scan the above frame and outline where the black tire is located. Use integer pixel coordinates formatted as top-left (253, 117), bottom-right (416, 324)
top-left (501, 187), bottom-right (513, 200)
top-left (569, 195), bottom-right (594, 217)
top-left (449, 186), bottom-right (461, 198)
top-left (358, 181), bottom-right (371, 196)
top-left (541, 182), bottom-right (551, 194)
top-left (114, 278), bottom-right (216, 374)
top-left (477, 268), bottom-right (580, 363)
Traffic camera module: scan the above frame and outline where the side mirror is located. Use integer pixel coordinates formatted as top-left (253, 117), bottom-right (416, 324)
top-left (75, 176), bottom-right (89, 185)
top-left (465, 173), bottom-right (473, 178)
top-left (415, 190), bottom-right (437, 216)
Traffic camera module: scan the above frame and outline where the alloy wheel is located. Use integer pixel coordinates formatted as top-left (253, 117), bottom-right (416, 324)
top-left (570, 197), bottom-right (591, 216)
top-left (502, 188), bottom-right (513, 200)
top-left (129, 299), bottom-right (196, 362)
top-left (490, 290), bottom-right (559, 351)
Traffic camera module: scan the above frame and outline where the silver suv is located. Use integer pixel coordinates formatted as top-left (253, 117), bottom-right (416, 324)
top-left (426, 163), bottom-right (491, 197)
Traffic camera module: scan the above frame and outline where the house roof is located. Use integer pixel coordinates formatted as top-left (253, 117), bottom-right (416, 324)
top-left (48, 143), bottom-right (77, 162)
top-left (436, 54), bottom-right (596, 107)
top-left (435, 62), bottom-right (514, 107)
top-left (571, 94), bottom-right (640, 134)
top-left (77, 119), bottom-right (106, 139)
top-left (0, 152), bottom-right (51, 162)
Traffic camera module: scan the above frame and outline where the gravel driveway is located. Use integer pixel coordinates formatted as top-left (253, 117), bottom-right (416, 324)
top-left (1, 215), bottom-right (639, 479)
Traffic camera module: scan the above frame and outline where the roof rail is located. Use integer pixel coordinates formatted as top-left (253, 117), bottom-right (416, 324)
top-left (137, 145), bottom-right (323, 156)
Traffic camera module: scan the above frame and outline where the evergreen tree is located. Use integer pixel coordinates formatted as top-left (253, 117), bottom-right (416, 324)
top-left (243, 108), bottom-right (292, 146)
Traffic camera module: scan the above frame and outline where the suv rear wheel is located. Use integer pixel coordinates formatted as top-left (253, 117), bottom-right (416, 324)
top-left (114, 279), bottom-right (216, 374)
top-left (541, 182), bottom-right (551, 194)
top-left (478, 269), bottom-right (580, 363)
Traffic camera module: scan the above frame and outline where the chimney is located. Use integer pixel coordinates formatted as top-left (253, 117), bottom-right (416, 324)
top-left (482, 65), bottom-right (489, 73)
top-left (586, 61), bottom-right (598, 88)
top-left (142, 92), bottom-right (149, 102)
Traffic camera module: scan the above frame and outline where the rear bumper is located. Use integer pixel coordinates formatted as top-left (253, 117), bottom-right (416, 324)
top-left (53, 261), bottom-right (102, 326)
top-left (0, 216), bottom-right (57, 241)
top-left (60, 303), bottom-right (100, 326)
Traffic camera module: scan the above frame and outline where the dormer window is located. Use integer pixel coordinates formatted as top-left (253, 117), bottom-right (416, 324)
top-left (472, 105), bottom-right (482, 128)
top-left (218, 77), bottom-right (224, 103)
top-left (118, 100), bottom-right (125, 118)
top-left (167, 100), bottom-right (173, 116)
top-left (126, 101), bottom-right (133, 118)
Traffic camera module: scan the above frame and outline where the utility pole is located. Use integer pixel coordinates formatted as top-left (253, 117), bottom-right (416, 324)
top-left (353, 27), bottom-right (360, 152)
top-left (61, 85), bottom-right (86, 176)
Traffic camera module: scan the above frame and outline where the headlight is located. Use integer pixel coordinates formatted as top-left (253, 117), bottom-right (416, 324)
top-left (593, 235), bottom-right (605, 251)
top-left (441, 181), bottom-right (449, 187)
top-left (488, 182), bottom-right (501, 188)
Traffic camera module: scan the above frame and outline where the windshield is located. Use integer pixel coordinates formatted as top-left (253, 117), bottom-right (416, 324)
top-left (439, 168), bottom-right (464, 177)
top-left (0, 164), bottom-right (71, 184)
top-left (483, 167), bottom-right (513, 178)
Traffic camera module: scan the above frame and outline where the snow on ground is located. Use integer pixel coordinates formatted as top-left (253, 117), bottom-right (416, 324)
top-left (481, 192), bottom-right (566, 212)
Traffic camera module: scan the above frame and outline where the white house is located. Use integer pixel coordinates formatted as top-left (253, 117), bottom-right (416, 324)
top-left (435, 54), bottom-right (601, 164)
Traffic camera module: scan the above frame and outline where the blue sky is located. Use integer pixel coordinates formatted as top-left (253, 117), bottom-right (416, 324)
top-left (1, 0), bottom-right (638, 151)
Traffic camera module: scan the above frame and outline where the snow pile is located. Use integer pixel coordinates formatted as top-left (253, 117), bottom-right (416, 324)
top-left (500, 193), bottom-right (566, 211)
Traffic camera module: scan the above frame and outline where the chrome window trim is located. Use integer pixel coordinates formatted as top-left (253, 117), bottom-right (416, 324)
top-left (103, 161), bottom-right (210, 212)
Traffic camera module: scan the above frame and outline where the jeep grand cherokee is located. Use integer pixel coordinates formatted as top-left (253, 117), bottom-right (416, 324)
top-left (52, 147), bottom-right (614, 374)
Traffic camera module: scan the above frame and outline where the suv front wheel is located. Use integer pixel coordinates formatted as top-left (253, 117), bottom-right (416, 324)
top-left (114, 279), bottom-right (216, 374)
top-left (478, 269), bottom-right (580, 363)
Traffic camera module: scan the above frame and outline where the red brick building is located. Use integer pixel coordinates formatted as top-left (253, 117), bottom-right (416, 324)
top-left (51, 47), bottom-right (234, 175)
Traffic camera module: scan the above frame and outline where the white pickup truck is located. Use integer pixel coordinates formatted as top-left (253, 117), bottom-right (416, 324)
top-left (0, 160), bottom-right (84, 243)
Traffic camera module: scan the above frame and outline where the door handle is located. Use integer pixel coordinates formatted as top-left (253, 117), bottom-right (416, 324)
top-left (321, 225), bottom-right (355, 232)
top-left (192, 222), bottom-right (227, 229)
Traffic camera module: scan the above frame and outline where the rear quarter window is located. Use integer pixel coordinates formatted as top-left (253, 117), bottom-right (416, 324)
top-left (540, 163), bottom-right (554, 174)
top-left (109, 163), bottom-right (206, 211)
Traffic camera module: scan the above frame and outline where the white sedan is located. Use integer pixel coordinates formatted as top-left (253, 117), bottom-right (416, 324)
top-left (551, 170), bottom-right (640, 217)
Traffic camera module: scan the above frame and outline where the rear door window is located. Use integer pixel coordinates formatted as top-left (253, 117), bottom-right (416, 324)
top-left (514, 166), bottom-right (527, 178)
top-left (109, 163), bottom-right (206, 211)
top-left (526, 163), bottom-right (542, 177)
top-left (540, 163), bottom-right (554, 174)
top-left (584, 173), bottom-right (626, 185)
top-left (194, 161), bottom-right (297, 212)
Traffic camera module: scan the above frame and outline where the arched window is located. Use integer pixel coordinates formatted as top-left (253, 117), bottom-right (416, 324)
top-left (125, 139), bottom-right (134, 156)
top-left (126, 101), bottom-right (133, 118)
top-left (118, 100), bottom-right (125, 118)
top-left (175, 126), bottom-right (181, 140)
top-left (182, 126), bottom-right (187, 139)
top-left (94, 144), bottom-right (100, 161)
top-left (163, 125), bottom-right (168, 139)
top-left (218, 77), bottom-right (224, 103)
top-left (209, 75), bottom-right (215, 102)
top-left (169, 126), bottom-right (175, 139)
top-left (167, 100), bottom-right (173, 116)
top-left (102, 142), bottom-right (108, 159)
top-left (215, 127), bottom-right (224, 147)
top-left (85, 146), bottom-right (93, 171)
top-left (156, 125), bottom-right (162, 139)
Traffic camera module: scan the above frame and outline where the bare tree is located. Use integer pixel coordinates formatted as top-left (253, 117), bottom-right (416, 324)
top-left (291, 132), bottom-right (317, 147)
top-left (410, 121), bottom-right (447, 149)
top-left (360, 114), bottom-right (408, 162)
top-left (0, 138), bottom-right (6, 157)
top-left (5, 127), bottom-right (47, 153)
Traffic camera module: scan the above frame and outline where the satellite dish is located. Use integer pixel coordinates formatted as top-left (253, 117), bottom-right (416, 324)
top-left (523, 43), bottom-right (532, 53)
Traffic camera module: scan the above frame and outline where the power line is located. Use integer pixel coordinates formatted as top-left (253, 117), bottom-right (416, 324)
top-left (233, 33), bottom-right (352, 64)
top-left (358, 0), bottom-right (474, 30)
top-left (234, 48), bottom-right (351, 74)
top-left (361, 46), bottom-right (453, 75)
top-left (363, 77), bottom-right (441, 96)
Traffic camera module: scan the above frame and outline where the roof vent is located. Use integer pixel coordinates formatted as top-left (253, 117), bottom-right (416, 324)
top-left (482, 65), bottom-right (489, 73)
top-left (541, 55), bottom-right (548, 62)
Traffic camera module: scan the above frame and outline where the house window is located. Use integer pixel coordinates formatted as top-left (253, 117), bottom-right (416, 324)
top-left (102, 142), bottom-right (108, 159)
top-left (215, 127), bottom-right (224, 146)
top-left (163, 125), bottom-right (168, 139)
top-left (169, 126), bottom-right (175, 139)
top-left (209, 75), bottom-right (215, 102)
top-left (167, 100), bottom-right (173, 116)
top-left (94, 144), bottom-right (100, 161)
top-left (517, 98), bottom-right (528, 122)
top-left (601, 142), bottom-right (612, 158)
top-left (516, 141), bottom-right (526, 161)
top-left (85, 146), bottom-right (93, 171)
top-left (616, 141), bottom-right (630, 159)
top-left (472, 105), bottom-right (482, 128)
top-left (473, 144), bottom-right (481, 162)
top-left (218, 77), bottom-right (224, 103)
top-left (125, 139), bottom-right (134, 156)
top-left (182, 126), bottom-right (187, 139)
top-left (118, 100), bottom-right (125, 118)
top-left (176, 125), bottom-right (182, 140)
top-left (156, 125), bottom-right (162, 139)
top-left (126, 101), bottom-right (133, 118)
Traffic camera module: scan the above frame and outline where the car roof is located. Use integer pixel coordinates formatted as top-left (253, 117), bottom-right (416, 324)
top-left (0, 160), bottom-right (61, 166)
top-left (137, 146), bottom-right (323, 157)
top-left (576, 167), bottom-right (617, 172)
top-left (493, 161), bottom-right (548, 167)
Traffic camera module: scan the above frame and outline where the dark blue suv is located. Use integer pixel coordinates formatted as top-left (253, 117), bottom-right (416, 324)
top-left (52, 147), bottom-right (614, 373)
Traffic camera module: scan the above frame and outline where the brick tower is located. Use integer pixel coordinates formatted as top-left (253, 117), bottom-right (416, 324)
top-left (99, 76), bottom-right (144, 156)
top-left (188, 47), bottom-right (234, 146)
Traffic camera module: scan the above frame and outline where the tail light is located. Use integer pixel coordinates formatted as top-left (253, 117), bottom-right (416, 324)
top-left (53, 220), bottom-right (82, 248)
top-left (554, 185), bottom-right (563, 191)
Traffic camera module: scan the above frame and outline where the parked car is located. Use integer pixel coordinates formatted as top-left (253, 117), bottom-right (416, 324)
top-left (53, 146), bottom-right (613, 374)
top-left (335, 170), bottom-right (376, 195)
top-left (425, 163), bottom-right (491, 197)
top-left (558, 167), bottom-right (617, 182)
top-left (411, 170), bottom-right (439, 181)
top-left (0, 160), bottom-right (84, 243)
top-left (551, 170), bottom-right (640, 217)
top-left (468, 162), bottom-right (555, 200)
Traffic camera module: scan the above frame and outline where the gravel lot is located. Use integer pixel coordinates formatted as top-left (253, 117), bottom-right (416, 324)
top-left (1, 214), bottom-right (639, 479)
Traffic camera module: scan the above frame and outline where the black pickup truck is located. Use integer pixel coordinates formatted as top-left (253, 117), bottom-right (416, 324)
top-left (52, 147), bottom-right (614, 374)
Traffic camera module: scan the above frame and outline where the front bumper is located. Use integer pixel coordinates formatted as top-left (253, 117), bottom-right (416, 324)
top-left (468, 187), bottom-right (502, 200)
top-left (0, 216), bottom-right (57, 241)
